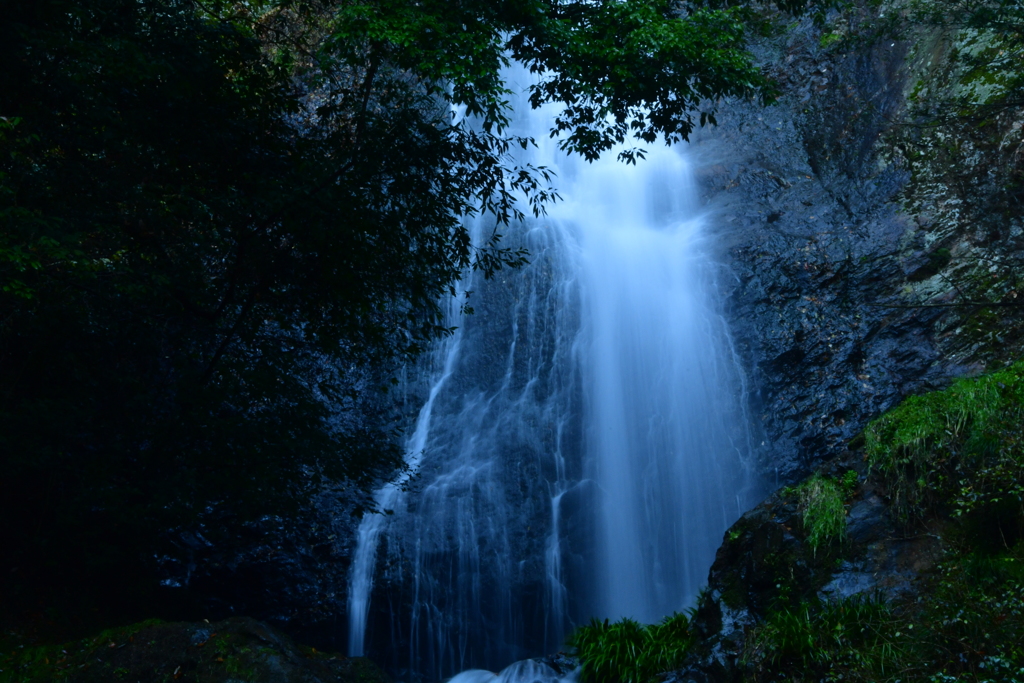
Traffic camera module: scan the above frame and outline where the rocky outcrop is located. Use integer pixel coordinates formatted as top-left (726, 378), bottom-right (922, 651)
top-left (669, 2), bottom-right (1024, 677)
top-left (696, 2), bottom-right (1024, 481)
top-left (672, 450), bottom-right (944, 682)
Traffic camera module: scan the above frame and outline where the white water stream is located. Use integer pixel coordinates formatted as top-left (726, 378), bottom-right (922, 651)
top-left (346, 69), bottom-right (758, 681)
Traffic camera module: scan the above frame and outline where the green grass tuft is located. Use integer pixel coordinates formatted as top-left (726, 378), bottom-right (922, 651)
top-left (792, 471), bottom-right (856, 554)
top-left (865, 360), bottom-right (1024, 526)
top-left (745, 594), bottom-right (897, 677)
top-left (568, 611), bottom-right (693, 683)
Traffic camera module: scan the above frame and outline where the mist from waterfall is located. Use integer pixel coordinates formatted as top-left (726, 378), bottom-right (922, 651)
top-left (346, 68), bottom-right (759, 681)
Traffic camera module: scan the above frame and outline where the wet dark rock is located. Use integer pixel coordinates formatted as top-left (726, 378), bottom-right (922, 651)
top-left (154, 491), bottom-right (365, 652)
top-left (534, 651), bottom-right (579, 678)
top-left (675, 451), bottom-right (943, 681)
top-left (692, 4), bottom-right (1024, 485)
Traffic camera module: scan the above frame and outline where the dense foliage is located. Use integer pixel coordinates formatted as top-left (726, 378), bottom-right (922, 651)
top-left (0, 0), bottom-right (819, 636)
top-left (567, 612), bottom-right (693, 683)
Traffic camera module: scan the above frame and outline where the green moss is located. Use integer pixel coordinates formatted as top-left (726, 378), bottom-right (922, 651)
top-left (819, 31), bottom-right (843, 49)
top-left (568, 612), bottom-right (693, 683)
top-left (719, 578), bottom-right (747, 610)
top-left (865, 359), bottom-right (1024, 525)
top-left (0, 619), bottom-right (165, 683)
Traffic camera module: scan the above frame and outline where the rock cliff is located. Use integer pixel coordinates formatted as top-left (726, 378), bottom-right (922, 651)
top-left (672, 2), bottom-right (1024, 677)
top-left (697, 1), bottom-right (1024, 481)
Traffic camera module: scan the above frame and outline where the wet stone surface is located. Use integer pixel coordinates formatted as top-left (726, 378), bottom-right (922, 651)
top-left (694, 7), bottom-right (1024, 483)
top-left (675, 449), bottom-right (943, 681)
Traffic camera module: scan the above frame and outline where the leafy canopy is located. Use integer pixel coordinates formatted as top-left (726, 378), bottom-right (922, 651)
top-left (329, 0), bottom-right (777, 161)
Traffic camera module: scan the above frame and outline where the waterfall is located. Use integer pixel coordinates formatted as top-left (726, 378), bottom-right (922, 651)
top-left (346, 69), bottom-right (758, 681)
top-left (566, 143), bottom-right (754, 625)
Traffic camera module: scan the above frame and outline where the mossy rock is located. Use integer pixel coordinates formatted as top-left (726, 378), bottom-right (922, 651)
top-left (865, 358), bottom-right (1024, 528)
top-left (1, 617), bottom-right (389, 683)
top-left (706, 492), bottom-right (823, 615)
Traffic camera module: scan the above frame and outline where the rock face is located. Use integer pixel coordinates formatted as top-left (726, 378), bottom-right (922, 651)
top-left (669, 3), bottom-right (1024, 677)
top-left (156, 500), bottom-right (359, 651)
top-left (694, 3), bottom-right (1024, 482)
top-left (671, 450), bottom-right (945, 682)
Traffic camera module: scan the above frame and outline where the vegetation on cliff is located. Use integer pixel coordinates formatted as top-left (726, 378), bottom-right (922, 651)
top-left (866, 359), bottom-right (1024, 528)
top-left (741, 359), bottom-right (1024, 682)
top-left (743, 547), bottom-right (1024, 682)
top-left (792, 470), bottom-right (859, 554)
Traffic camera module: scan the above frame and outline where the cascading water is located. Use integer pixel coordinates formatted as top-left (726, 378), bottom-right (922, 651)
top-left (570, 147), bottom-right (755, 625)
top-left (347, 69), bottom-right (759, 681)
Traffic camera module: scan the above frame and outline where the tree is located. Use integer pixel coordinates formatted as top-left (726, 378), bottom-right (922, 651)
top-left (0, 0), bottom-right (816, 632)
